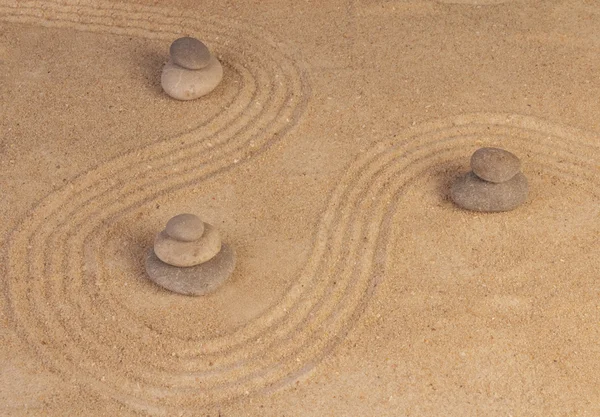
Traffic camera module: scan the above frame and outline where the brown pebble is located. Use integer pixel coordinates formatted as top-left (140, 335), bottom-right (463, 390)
top-left (161, 56), bottom-right (223, 101)
top-left (169, 37), bottom-right (211, 70)
top-left (165, 213), bottom-right (204, 242)
top-left (470, 147), bottom-right (522, 183)
top-left (154, 223), bottom-right (221, 267)
top-left (451, 171), bottom-right (528, 212)
top-left (145, 244), bottom-right (236, 296)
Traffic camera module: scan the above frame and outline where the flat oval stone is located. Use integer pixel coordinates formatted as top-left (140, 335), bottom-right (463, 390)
top-left (169, 37), bottom-right (211, 70)
top-left (161, 56), bottom-right (223, 101)
top-left (154, 223), bottom-right (221, 267)
top-left (451, 171), bottom-right (529, 212)
top-left (145, 244), bottom-right (236, 296)
top-left (470, 147), bottom-right (521, 183)
top-left (165, 213), bottom-right (204, 242)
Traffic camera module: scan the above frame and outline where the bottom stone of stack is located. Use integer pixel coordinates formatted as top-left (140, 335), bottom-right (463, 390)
top-left (450, 171), bottom-right (528, 212)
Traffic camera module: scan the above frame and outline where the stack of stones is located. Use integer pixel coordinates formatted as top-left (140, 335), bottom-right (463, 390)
top-left (161, 37), bottom-right (223, 100)
top-left (451, 147), bottom-right (528, 212)
top-left (145, 213), bottom-right (235, 295)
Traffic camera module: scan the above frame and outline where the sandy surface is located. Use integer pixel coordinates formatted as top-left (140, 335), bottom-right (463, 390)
top-left (1, 0), bottom-right (599, 416)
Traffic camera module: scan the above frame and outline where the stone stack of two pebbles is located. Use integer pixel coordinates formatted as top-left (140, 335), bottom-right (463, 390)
top-left (161, 37), bottom-right (223, 100)
top-left (451, 147), bottom-right (528, 212)
top-left (145, 214), bottom-right (235, 295)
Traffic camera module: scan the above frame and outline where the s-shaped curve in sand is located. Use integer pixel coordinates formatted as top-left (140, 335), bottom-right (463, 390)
top-left (4, 86), bottom-right (600, 416)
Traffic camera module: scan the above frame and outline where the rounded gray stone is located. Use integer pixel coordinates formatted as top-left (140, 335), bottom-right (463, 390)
top-left (165, 213), bottom-right (204, 242)
top-left (451, 171), bottom-right (529, 212)
top-left (161, 56), bottom-right (223, 101)
top-left (154, 223), bottom-right (221, 267)
top-left (470, 147), bottom-right (522, 183)
top-left (145, 244), bottom-right (236, 296)
top-left (169, 37), bottom-right (211, 70)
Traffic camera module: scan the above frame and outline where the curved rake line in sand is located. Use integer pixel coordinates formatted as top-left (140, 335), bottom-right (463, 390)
top-left (1, 0), bottom-right (307, 412)
top-left (1, 0), bottom-right (305, 332)
top-left (7, 83), bottom-right (600, 415)
top-left (1, 3), bottom-right (306, 290)
top-left (0, 0), bottom-right (308, 352)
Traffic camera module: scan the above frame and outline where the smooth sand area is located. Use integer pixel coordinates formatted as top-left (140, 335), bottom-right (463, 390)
top-left (1, 1), bottom-right (599, 416)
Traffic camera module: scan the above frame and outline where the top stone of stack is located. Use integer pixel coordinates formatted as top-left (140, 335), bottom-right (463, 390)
top-left (470, 147), bottom-right (521, 183)
top-left (165, 213), bottom-right (205, 242)
top-left (153, 214), bottom-right (221, 267)
top-left (169, 37), bottom-right (212, 70)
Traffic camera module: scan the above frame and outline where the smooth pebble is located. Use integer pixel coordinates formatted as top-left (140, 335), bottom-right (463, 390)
top-left (451, 171), bottom-right (529, 212)
top-left (170, 37), bottom-right (211, 70)
top-left (165, 213), bottom-right (204, 242)
top-left (471, 147), bottom-right (522, 183)
top-left (161, 56), bottom-right (223, 100)
top-left (154, 223), bottom-right (221, 267)
top-left (145, 244), bottom-right (236, 296)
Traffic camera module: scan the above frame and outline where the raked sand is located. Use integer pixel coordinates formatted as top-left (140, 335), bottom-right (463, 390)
top-left (1, 1), bottom-right (600, 416)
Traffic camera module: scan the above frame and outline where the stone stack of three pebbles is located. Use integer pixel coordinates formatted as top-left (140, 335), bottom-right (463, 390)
top-left (145, 214), bottom-right (235, 295)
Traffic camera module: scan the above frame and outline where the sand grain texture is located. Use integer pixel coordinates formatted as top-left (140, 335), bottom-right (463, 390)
top-left (1, 1), bottom-right (600, 416)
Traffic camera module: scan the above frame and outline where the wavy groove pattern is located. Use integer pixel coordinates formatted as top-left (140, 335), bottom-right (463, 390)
top-left (2, 4), bottom-right (599, 415)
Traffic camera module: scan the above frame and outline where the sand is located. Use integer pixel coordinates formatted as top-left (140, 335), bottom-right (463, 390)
top-left (1, 1), bottom-right (599, 416)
